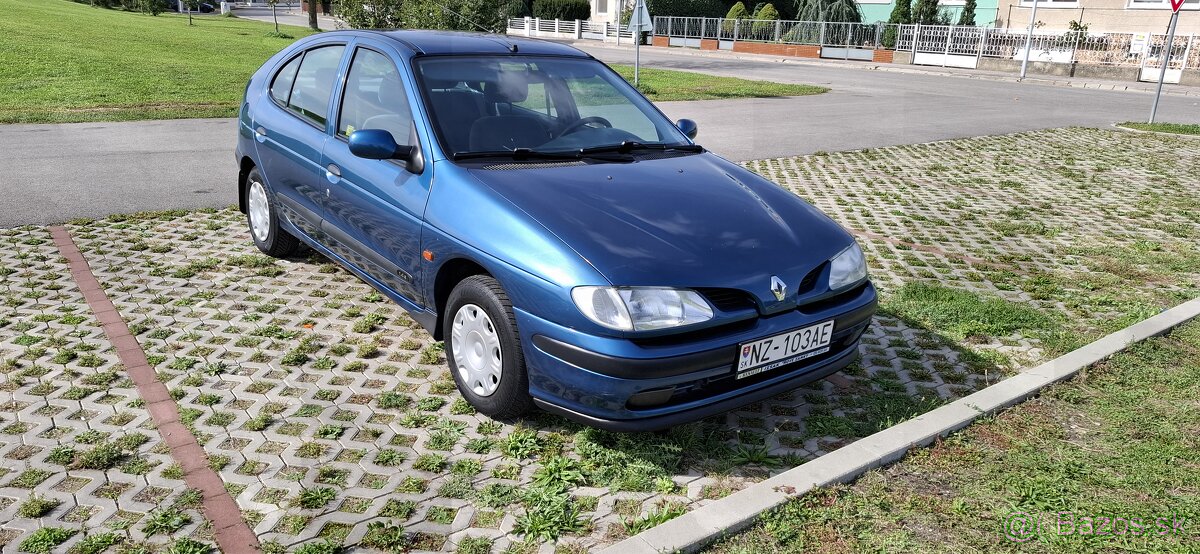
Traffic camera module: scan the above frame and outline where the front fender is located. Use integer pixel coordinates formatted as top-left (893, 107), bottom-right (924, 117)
top-left (421, 160), bottom-right (609, 328)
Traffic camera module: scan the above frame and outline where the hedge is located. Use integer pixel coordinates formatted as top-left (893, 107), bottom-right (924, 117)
top-left (532, 0), bottom-right (590, 20)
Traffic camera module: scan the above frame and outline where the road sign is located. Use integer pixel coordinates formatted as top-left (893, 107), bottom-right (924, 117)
top-left (630, 0), bottom-right (652, 86)
top-left (1169, 0), bottom-right (1184, 12)
top-left (629, 0), bottom-right (653, 32)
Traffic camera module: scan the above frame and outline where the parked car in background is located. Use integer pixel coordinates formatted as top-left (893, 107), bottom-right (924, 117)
top-left (234, 31), bottom-right (877, 431)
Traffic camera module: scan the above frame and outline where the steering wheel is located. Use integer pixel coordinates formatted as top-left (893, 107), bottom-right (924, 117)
top-left (559, 116), bottom-right (613, 136)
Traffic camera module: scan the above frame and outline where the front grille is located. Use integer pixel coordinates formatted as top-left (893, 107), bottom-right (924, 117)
top-left (797, 262), bottom-right (826, 295)
top-left (694, 287), bottom-right (757, 313)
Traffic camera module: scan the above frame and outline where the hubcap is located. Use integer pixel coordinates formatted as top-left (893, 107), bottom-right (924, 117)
top-left (247, 180), bottom-right (271, 243)
top-left (451, 303), bottom-right (503, 397)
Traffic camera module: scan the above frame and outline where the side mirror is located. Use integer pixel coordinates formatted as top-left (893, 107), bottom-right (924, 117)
top-left (349, 129), bottom-right (423, 173)
top-left (349, 129), bottom-right (410, 159)
top-left (676, 119), bottom-right (698, 140)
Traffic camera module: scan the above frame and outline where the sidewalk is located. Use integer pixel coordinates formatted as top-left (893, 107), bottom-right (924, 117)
top-left (572, 40), bottom-right (1200, 97)
top-left (231, 6), bottom-right (342, 29)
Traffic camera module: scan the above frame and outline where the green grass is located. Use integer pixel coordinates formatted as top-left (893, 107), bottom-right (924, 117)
top-left (1119, 122), bottom-right (1200, 136)
top-left (610, 65), bottom-right (828, 102)
top-left (707, 321), bottom-right (1200, 553)
top-left (887, 282), bottom-right (1062, 345)
top-left (0, 0), bottom-right (824, 124)
top-left (0, 0), bottom-right (316, 123)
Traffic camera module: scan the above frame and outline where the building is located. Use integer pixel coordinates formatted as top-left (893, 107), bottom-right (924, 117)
top-left (858, 0), bottom-right (1002, 25)
top-left (995, 0), bottom-right (1199, 33)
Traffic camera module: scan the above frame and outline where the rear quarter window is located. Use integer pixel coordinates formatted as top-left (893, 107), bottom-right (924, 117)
top-left (270, 54), bottom-right (303, 106)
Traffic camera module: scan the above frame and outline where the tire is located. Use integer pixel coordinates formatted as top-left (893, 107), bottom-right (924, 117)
top-left (444, 275), bottom-right (533, 420)
top-left (244, 167), bottom-right (300, 258)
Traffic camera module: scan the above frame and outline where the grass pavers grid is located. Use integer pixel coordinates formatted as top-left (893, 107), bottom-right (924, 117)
top-left (63, 209), bottom-right (985, 552)
top-left (0, 226), bottom-right (215, 552)
top-left (19, 126), bottom-right (1193, 551)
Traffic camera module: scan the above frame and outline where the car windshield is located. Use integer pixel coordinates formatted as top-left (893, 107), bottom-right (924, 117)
top-left (413, 56), bottom-right (691, 158)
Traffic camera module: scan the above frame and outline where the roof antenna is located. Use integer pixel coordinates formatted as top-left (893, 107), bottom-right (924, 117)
top-left (510, 43), bottom-right (519, 53)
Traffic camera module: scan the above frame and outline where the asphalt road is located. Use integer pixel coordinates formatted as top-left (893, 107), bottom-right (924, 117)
top-left (3, 45), bottom-right (1199, 226)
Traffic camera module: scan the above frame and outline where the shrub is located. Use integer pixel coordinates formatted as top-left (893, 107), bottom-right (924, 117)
top-left (722, 2), bottom-right (749, 34)
top-left (532, 0), bottom-right (589, 20)
top-left (751, 3), bottom-right (779, 37)
top-left (725, 1), bottom-right (749, 19)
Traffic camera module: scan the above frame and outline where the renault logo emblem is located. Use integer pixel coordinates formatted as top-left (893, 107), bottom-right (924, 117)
top-left (770, 275), bottom-right (787, 301)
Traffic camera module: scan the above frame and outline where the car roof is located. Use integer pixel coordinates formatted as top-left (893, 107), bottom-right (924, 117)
top-left (349, 30), bottom-right (592, 58)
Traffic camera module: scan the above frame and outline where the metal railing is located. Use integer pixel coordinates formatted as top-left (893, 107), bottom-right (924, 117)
top-left (651, 16), bottom-right (1199, 71)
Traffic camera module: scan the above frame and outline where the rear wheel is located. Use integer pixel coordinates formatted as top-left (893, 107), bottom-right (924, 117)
top-left (444, 275), bottom-right (532, 419)
top-left (245, 167), bottom-right (300, 258)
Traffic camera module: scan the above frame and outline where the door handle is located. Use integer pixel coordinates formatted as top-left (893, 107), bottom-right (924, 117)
top-left (254, 126), bottom-right (267, 143)
top-left (325, 164), bottom-right (341, 184)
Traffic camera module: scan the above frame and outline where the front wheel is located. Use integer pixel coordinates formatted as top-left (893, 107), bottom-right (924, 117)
top-left (444, 275), bottom-right (532, 420)
top-left (244, 167), bottom-right (300, 258)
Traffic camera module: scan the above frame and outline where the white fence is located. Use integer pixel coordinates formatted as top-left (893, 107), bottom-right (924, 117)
top-left (505, 17), bottom-right (634, 43)
top-left (651, 16), bottom-right (1200, 81)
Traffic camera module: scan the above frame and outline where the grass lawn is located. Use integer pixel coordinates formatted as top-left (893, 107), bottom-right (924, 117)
top-left (708, 321), bottom-right (1200, 553)
top-left (0, 0), bottom-right (825, 124)
top-left (612, 65), bottom-right (827, 102)
top-left (1119, 122), bottom-right (1200, 136)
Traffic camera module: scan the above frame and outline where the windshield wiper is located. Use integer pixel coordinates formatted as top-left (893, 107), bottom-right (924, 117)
top-left (577, 141), bottom-right (704, 155)
top-left (452, 148), bottom-right (631, 162)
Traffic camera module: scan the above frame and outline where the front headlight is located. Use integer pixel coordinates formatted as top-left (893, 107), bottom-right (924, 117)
top-left (571, 286), bottom-right (714, 331)
top-left (828, 242), bottom-right (867, 290)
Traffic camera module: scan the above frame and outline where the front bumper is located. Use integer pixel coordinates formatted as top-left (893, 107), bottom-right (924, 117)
top-left (517, 282), bottom-right (877, 431)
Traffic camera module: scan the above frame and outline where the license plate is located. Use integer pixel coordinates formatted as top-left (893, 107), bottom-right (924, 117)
top-left (735, 321), bottom-right (835, 379)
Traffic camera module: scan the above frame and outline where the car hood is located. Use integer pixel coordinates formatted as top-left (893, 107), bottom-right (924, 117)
top-left (466, 153), bottom-right (854, 304)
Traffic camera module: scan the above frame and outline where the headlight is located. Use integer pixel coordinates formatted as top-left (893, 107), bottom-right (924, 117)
top-left (829, 242), bottom-right (867, 291)
top-left (571, 286), bottom-right (714, 331)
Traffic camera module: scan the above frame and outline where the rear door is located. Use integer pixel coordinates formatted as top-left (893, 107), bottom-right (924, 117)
top-left (252, 42), bottom-right (347, 239)
top-left (319, 43), bottom-right (431, 307)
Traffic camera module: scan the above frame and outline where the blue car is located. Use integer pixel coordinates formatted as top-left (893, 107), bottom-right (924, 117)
top-left (235, 30), bottom-right (877, 431)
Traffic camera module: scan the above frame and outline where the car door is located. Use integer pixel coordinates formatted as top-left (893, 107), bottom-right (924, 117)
top-left (319, 44), bottom-right (430, 307)
top-left (252, 43), bottom-right (347, 240)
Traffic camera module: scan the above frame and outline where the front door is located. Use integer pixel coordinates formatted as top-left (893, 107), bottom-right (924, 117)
top-left (320, 45), bottom-right (429, 306)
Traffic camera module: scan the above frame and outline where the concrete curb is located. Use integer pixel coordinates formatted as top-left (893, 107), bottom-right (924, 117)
top-left (1111, 123), bottom-right (1200, 139)
top-left (602, 296), bottom-right (1200, 554)
top-left (572, 41), bottom-right (1200, 97)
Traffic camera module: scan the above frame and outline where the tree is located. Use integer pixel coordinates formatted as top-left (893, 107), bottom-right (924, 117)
top-left (307, 0), bottom-right (319, 30)
top-left (881, 0), bottom-right (910, 47)
top-left (957, 0), bottom-right (976, 25)
top-left (887, 0), bottom-right (910, 24)
top-left (793, 0), bottom-right (862, 23)
top-left (337, 0), bottom-right (404, 28)
top-left (911, 0), bottom-right (940, 24)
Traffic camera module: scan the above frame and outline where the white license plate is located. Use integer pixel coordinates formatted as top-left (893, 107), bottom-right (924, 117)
top-left (735, 320), bottom-right (835, 379)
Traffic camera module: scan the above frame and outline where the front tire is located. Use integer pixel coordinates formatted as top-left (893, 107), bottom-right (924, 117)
top-left (244, 167), bottom-right (300, 258)
top-left (444, 275), bottom-right (532, 420)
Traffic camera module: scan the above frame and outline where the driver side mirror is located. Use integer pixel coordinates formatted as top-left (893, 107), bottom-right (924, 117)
top-left (676, 119), bottom-right (698, 140)
top-left (348, 129), bottom-right (423, 173)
